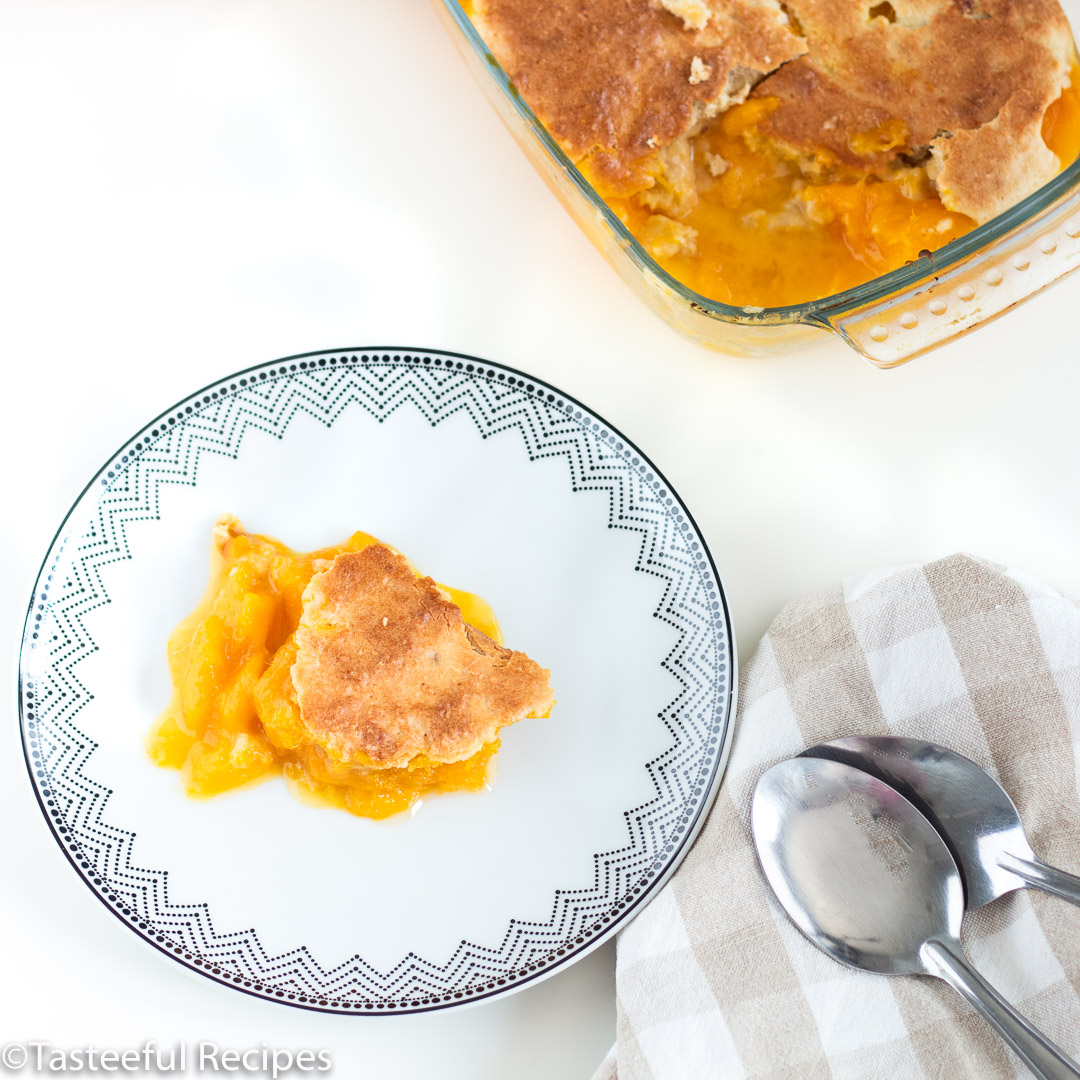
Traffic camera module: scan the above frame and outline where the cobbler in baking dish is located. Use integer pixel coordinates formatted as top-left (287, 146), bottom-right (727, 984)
top-left (467, 0), bottom-right (1080, 306)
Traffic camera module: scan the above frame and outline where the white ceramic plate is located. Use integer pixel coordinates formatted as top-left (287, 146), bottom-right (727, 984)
top-left (18, 347), bottom-right (735, 1014)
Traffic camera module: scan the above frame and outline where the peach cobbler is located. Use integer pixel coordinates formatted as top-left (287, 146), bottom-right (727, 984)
top-left (467, 0), bottom-right (1080, 306)
top-left (148, 516), bottom-right (554, 819)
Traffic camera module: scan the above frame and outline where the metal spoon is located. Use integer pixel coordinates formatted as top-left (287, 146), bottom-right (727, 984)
top-left (753, 757), bottom-right (1080, 1080)
top-left (798, 736), bottom-right (1080, 910)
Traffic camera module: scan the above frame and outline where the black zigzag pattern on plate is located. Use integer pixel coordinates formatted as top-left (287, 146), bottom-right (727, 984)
top-left (20, 349), bottom-right (733, 1013)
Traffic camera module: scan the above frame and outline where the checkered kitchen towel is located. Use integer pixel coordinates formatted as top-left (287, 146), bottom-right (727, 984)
top-left (593, 554), bottom-right (1080, 1080)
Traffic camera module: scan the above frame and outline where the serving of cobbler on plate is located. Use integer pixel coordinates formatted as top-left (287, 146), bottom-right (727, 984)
top-left (149, 516), bottom-right (555, 819)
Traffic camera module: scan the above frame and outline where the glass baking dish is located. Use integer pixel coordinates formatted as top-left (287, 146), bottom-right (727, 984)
top-left (435, 0), bottom-right (1080, 366)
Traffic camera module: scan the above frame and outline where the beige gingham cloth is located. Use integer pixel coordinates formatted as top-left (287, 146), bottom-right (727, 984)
top-left (593, 554), bottom-right (1080, 1080)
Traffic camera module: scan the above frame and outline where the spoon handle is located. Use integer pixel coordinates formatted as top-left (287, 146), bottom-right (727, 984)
top-left (921, 938), bottom-right (1080, 1080)
top-left (1000, 853), bottom-right (1080, 907)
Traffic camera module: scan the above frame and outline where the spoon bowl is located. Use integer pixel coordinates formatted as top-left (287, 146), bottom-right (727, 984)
top-left (753, 757), bottom-right (962, 975)
top-left (753, 757), bottom-right (1080, 1080)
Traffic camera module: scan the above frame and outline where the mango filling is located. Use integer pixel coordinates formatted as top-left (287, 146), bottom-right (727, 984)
top-left (148, 525), bottom-right (504, 819)
top-left (596, 66), bottom-right (1080, 308)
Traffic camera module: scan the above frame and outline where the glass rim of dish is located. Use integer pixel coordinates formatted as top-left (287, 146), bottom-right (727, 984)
top-left (444, 0), bottom-right (1080, 324)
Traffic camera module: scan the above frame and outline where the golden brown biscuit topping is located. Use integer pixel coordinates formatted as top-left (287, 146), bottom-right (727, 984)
top-left (750, 0), bottom-right (1075, 218)
top-left (470, 0), bottom-right (807, 194)
top-left (292, 544), bottom-right (555, 769)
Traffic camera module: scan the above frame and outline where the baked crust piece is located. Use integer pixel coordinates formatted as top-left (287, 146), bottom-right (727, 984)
top-left (470, 0), bottom-right (806, 195)
top-left (749, 0), bottom-right (1075, 220)
top-left (292, 544), bottom-right (555, 769)
top-left (927, 88), bottom-right (1064, 222)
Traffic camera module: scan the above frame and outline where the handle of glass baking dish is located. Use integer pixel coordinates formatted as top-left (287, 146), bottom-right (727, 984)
top-left (811, 183), bottom-right (1080, 368)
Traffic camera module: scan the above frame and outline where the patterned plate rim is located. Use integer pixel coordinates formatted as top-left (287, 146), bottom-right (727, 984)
top-left (17, 345), bottom-right (738, 1014)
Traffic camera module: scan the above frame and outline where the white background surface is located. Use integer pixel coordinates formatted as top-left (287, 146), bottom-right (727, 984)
top-left (3, 2), bottom-right (1079, 1078)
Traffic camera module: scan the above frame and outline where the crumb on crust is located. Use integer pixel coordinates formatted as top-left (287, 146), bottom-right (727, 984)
top-left (661, 0), bottom-right (712, 31)
top-left (689, 56), bottom-right (713, 85)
